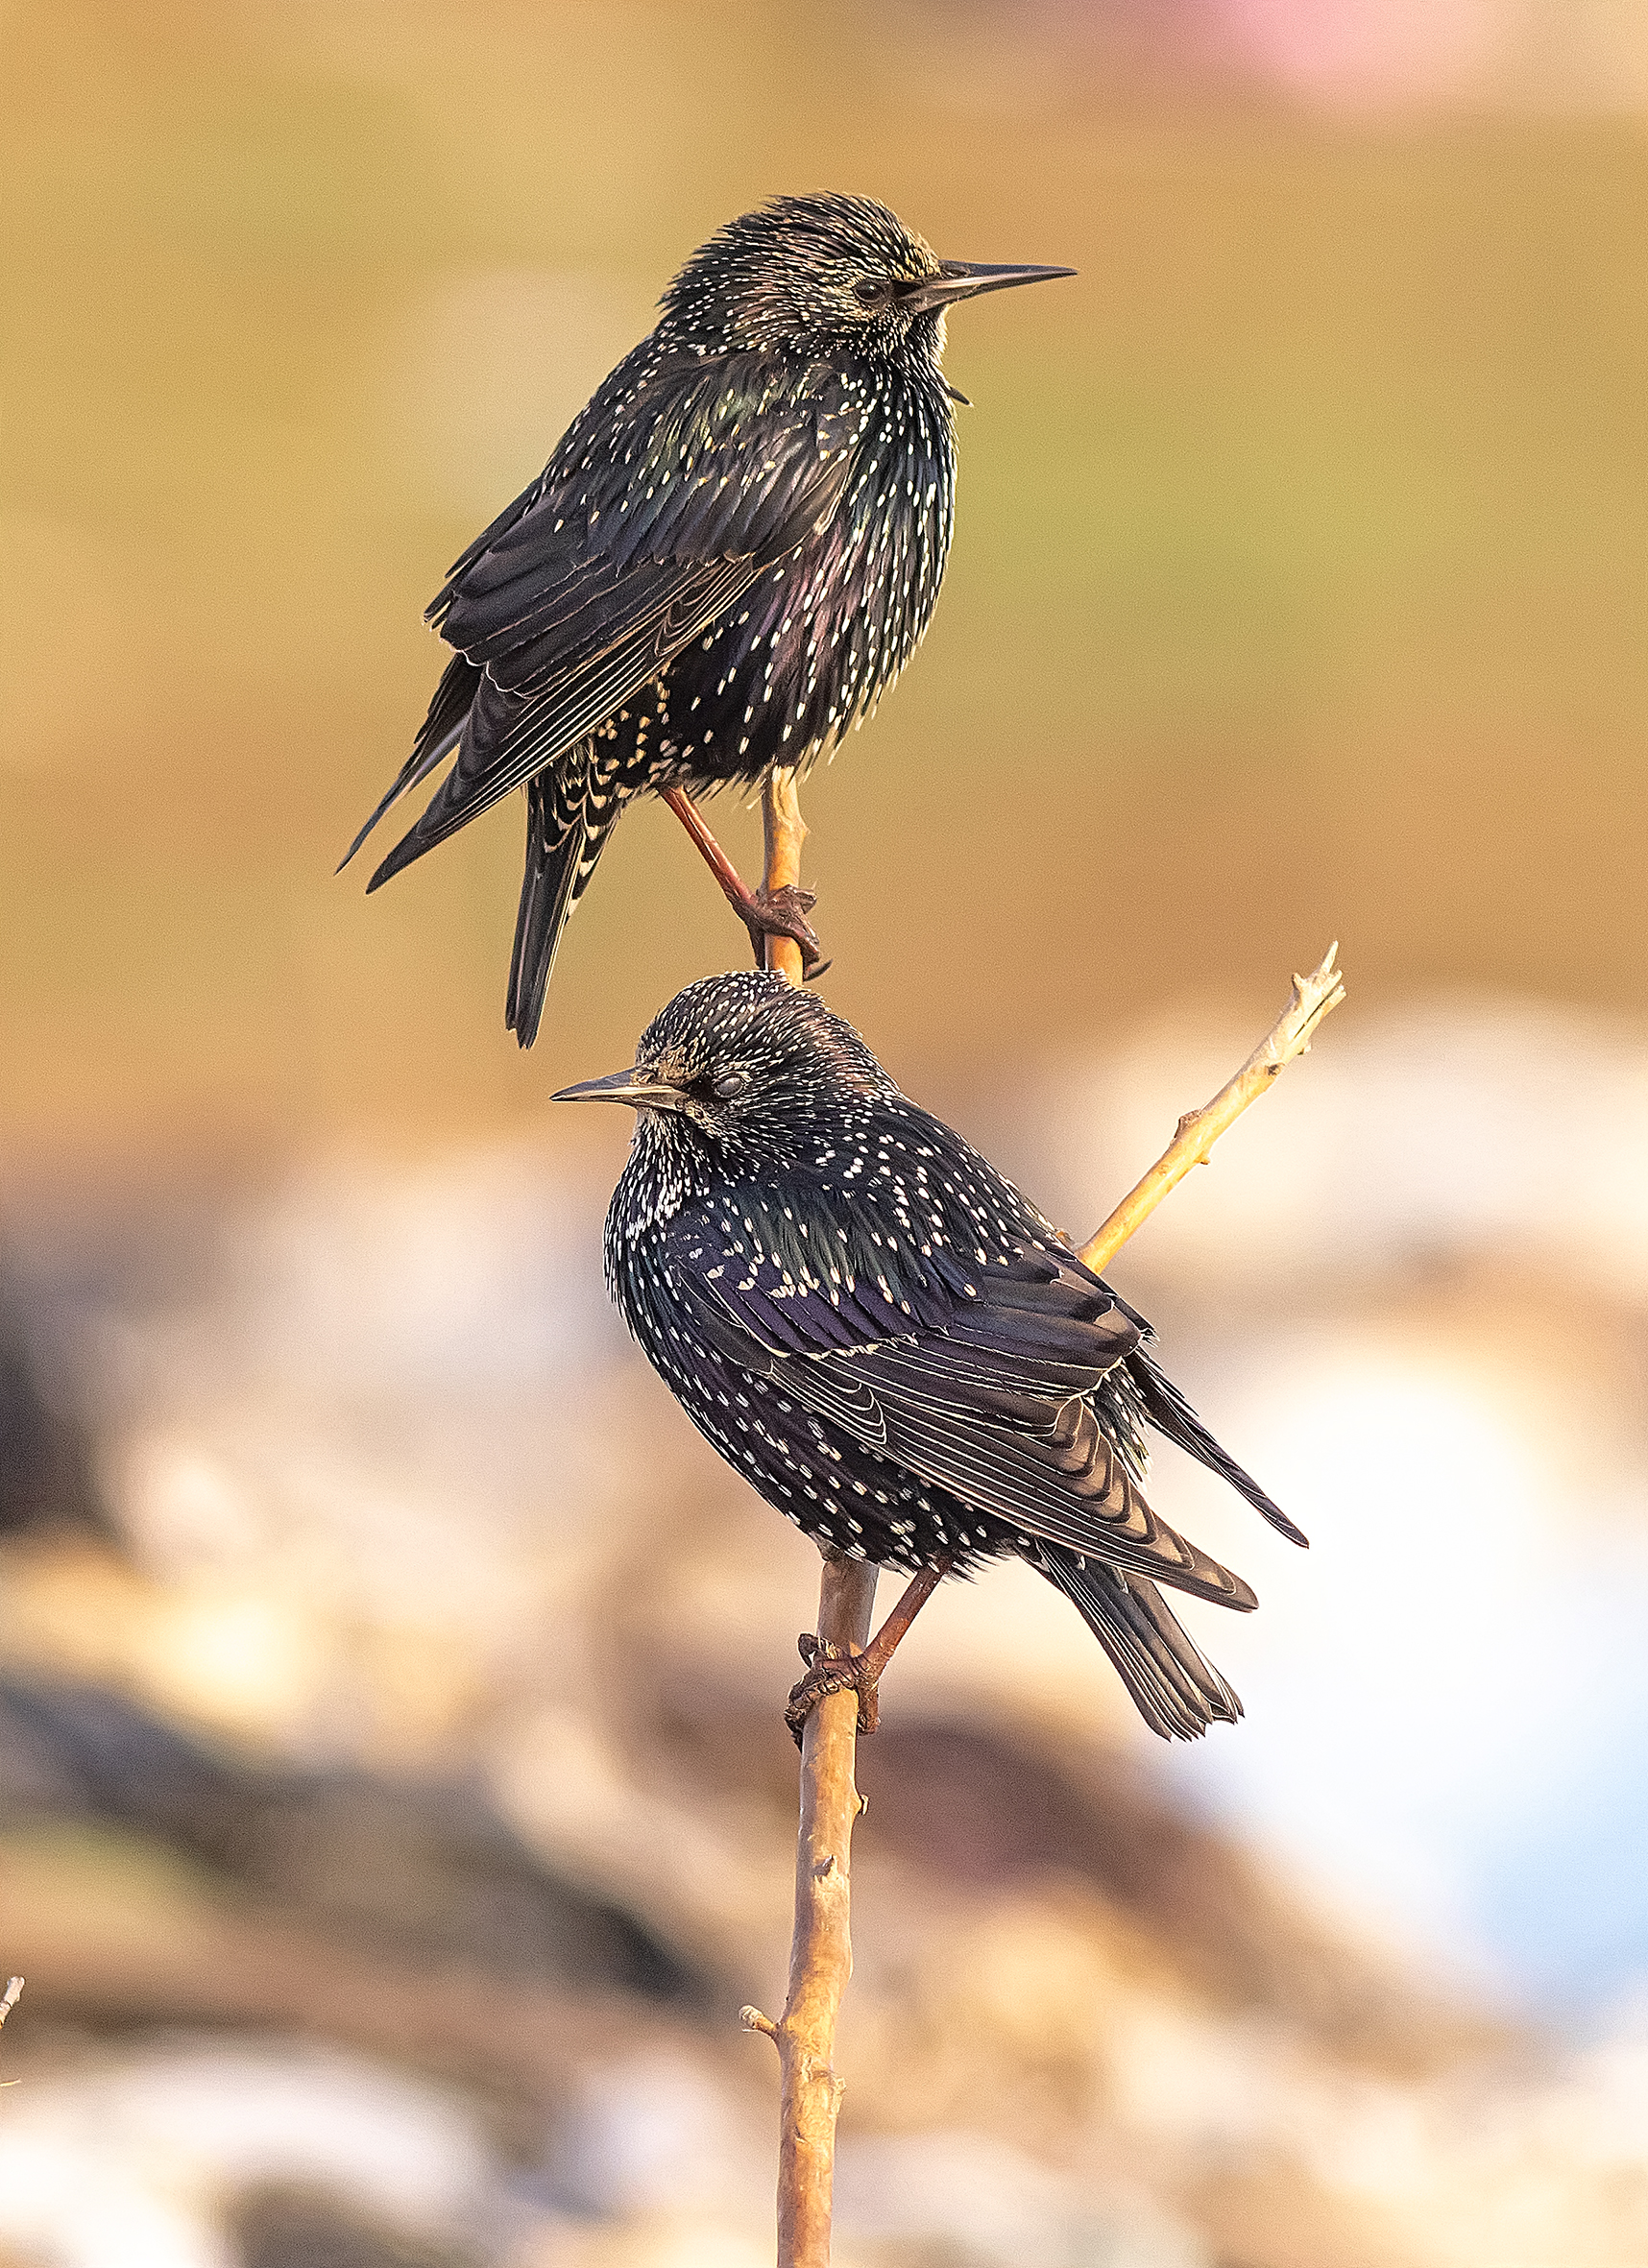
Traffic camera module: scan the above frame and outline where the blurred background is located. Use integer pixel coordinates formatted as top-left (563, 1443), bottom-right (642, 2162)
top-left (4, 3), bottom-right (1646, 2263)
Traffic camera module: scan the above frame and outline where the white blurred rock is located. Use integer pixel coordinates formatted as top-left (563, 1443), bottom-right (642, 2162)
top-left (836, 2128), bottom-right (1207, 2268)
top-left (0, 2041), bottom-right (500, 2268)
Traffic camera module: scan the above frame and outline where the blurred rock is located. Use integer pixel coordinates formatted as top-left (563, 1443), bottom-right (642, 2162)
top-left (235, 2188), bottom-right (478, 2268)
top-left (0, 2044), bottom-right (506, 2268)
top-left (0, 1677), bottom-right (699, 2006)
top-left (0, 1280), bottom-right (109, 1544)
top-left (833, 2128), bottom-right (1205, 2268)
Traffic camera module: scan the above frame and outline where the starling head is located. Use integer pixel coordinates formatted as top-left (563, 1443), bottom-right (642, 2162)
top-left (659, 192), bottom-right (1074, 363)
top-left (554, 970), bottom-right (894, 1169)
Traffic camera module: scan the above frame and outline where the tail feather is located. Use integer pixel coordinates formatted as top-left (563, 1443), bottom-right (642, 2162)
top-left (1129, 1350), bottom-right (1308, 1549)
top-left (339, 655), bottom-right (482, 873)
top-left (504, 772), bottom-right (614, 1049)
top-left (1037, 1541), bottom-right (1242, 1741)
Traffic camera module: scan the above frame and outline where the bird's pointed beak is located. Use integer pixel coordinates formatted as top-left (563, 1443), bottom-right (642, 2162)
top-left (552, 1067), bottom-right (688, 1111)
top-left (898, 260), bottom-right (1077, 315)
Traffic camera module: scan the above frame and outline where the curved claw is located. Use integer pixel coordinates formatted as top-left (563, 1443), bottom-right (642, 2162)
top-left (782, 1558), bottom-right (952, 1747)
top-left (785, 1634), bottom-right (879, 1746)
top-left (746, 884), bottom-right (831, 982)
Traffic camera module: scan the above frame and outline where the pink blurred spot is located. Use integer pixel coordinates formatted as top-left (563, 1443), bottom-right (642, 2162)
top-left (1208, 0), bottom-right (1505, 107)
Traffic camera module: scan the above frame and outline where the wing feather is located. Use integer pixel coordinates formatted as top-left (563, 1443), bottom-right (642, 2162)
top-left (356, 348), bottom-right (858, 879)
top-left (660, 1200), bottom-right (1252, 1607)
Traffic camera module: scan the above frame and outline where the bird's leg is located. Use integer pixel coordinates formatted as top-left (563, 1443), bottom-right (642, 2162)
top-left (785, 1556), bottom-right (953, 1746)
top-left (661, 787), bottom-right (829, 979)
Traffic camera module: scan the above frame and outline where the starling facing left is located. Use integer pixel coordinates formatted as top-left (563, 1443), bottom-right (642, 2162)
top-left (345, 194), bottom-right (1073, 1043)
top-left (558, 973), bottom-right (1308, 1741)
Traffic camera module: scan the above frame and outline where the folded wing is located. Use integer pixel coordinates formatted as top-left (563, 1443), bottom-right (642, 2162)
top-left (357, 350), bottom-right (858, 885)
top-left (664, 1214), bottom-right (1258, 1612)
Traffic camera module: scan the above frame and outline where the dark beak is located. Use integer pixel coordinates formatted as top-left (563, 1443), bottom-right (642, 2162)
top-left (552, 1066), bottom-right (688, 1110)
top-left (898, 260), bottom-right (1077, 315)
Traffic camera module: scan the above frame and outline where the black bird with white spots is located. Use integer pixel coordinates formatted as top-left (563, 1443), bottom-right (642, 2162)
top-left (346, 195), bottom-right (1073, 1044)
top-left (558, 973), bottom-right (1307, 1741)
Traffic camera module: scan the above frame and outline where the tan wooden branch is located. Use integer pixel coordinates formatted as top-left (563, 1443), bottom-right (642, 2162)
top-left (742, 1547), bottom-right (877, 2268)
top-left (761, 768), bottom-right (810, 986)
top-left (742, 773), bottom-right (881, 2268)
top-left (1078, 942), bottom-right (1346, 1274)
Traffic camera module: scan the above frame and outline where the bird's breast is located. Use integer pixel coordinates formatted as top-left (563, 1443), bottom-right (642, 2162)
top-left (645, 389), bottom-right (957, 792)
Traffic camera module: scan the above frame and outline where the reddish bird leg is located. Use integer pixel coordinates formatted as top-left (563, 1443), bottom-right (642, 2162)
top-left (661, 786), bottom-right (829, 978)
top-left (785, 1556), bottom-right (953, 1745)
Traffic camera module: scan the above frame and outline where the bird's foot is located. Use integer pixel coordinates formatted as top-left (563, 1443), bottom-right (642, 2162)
top-left (659, 787), bottom-right (831, 981)
top-left (786, 1632), bottom-right (879, 1745)
top-left (783, 1556), bottom-right (953, 1748)
top-left (745, 885), bottom-right (830, 981)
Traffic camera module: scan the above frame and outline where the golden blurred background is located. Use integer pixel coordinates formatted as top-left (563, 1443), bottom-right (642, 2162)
top-left (3, 4), bottom-right (1646, 2265)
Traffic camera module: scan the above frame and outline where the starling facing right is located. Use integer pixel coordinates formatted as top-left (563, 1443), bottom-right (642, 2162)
top-left (345, 194), bottom-right (1073, 1043)
top-left (558, 973), bottom-right (1307, 1741)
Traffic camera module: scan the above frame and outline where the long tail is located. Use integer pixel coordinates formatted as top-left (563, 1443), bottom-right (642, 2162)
top-left (505, 770), bottom-right (616, 1049)
top-left (1036, 1541), bottom-right (1242, 1740)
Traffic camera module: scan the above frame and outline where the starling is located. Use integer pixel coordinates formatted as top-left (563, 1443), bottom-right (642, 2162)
top-left (345, 194), bottom-right (1073, 1044)
top-left (557, 973), bottom-right (1307, 1742)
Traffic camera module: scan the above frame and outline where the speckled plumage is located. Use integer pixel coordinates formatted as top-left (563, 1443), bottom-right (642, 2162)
top-left (347, 195), bottom-right (1062, 1044)
top-left (580, 973), bottom-right (1307, 1742)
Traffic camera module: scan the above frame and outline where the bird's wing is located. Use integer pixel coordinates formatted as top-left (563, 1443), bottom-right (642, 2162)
top-left (659, 1203), bottom-right (1254, 1610)
top-left (436, 350), bottom-right (860, 658)
top-left (363, 351), bottom-right (858, 881)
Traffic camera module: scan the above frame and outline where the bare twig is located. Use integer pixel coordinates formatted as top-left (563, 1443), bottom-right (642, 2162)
top-left (762, 768), bottom-right (809, 985)
top-left (746, 1550), bottom-right (878, 2267)
top-left (746, 772), bottom-right (879, 2268)
top-left (0, 1974), bottom-right (19, 2091)
top-left (1078, 941), bottom-right (1345, 1274)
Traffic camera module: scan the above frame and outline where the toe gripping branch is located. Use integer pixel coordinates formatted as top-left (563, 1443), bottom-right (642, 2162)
top-left (746, 882), bottom-right (830, 981)
top-left (662, 787), bottom-right (830, 980)
top-left (784, 1557), bottom-right (951, 1747)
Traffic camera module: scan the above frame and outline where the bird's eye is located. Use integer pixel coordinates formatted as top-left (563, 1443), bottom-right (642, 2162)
top-left (712, 1069), bottom-right (749, 1099)
top-left (853, 277), bottom-right (885, 306)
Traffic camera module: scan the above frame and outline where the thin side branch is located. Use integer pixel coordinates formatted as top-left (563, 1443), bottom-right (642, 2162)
top-left (0, 1978), bottom-right (21, 2029)
top-left (1078, 942), bottom-right (1345, 1274)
